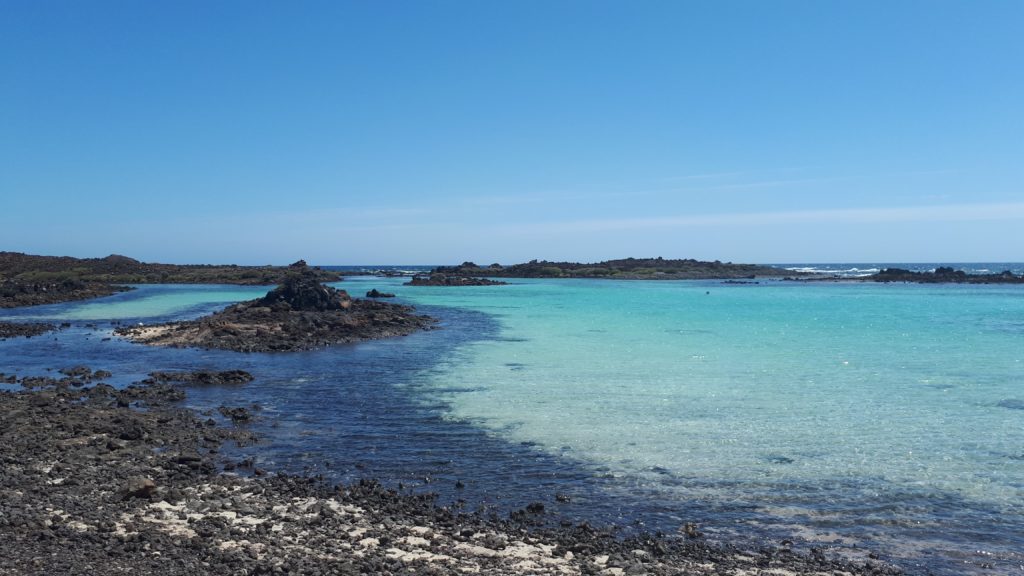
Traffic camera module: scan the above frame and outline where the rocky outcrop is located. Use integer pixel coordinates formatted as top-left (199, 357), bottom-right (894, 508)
top-left (0, 321), bottom-right (58, 339)
top-left (258, 267), bottom-right (350, 311)
top-left (0, 278), bottom-right (130, 308)
top-left (115, 265), bottom-right (435, 352)
top-left (145, 370), bottom-right (255, 386)
top-left (869, 267), bottom-right (1024, 284)
top-left (405, 274), bottom-right (507, 287)
top-left (365, 289), bottom-right (396, 298)
top-left (13, 367), bottom-right (112, 389)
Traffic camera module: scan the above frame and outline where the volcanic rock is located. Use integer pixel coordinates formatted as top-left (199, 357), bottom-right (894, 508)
top-left (124, 477), bottom-right (157, 499)
top-left (258, 266), bottom-right (351, 311)
top-left (0, 321), bottom-right (58, 339)
top-left (146, 370), bottom-right (255, 386)
top-left (0, 374), bottom-right (906, 576)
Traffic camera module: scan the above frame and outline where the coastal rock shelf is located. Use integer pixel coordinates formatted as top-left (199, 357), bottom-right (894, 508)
top-left (115, 264), bottom-right (435, 352)
top-left (0, 374), bottom-right (904, 576)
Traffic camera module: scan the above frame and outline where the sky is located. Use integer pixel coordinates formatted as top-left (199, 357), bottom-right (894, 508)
top-left (1, 1), bottom-right (1022, 265)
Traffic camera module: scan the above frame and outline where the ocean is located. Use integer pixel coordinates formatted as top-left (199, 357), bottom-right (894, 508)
top-left (1, 263), bottom-right (1022, 575)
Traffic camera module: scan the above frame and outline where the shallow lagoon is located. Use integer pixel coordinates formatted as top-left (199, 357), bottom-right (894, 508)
top-left (2, 275), bottom-right (1022, 574)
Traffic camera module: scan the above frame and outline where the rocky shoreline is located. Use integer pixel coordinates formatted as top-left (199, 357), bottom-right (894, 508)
top-left (0, 278), bottom-right (131, 309)
top-left (0, 371), bottom-right (905, 576)
top-left (115, 264), bottom-right (435, 352)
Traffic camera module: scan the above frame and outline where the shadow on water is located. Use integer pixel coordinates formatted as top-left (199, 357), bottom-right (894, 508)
top-left (2, 294), bottom-right (670, 524)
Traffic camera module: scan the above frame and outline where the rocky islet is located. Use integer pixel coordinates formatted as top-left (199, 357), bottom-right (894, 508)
top-left (405, 274), bottom-right (508, 287)
top-left (115, 264), bottom-right (435, 352)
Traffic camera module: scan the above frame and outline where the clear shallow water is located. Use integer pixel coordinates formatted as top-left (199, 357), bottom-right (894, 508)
top-left (379, 275), bottom-right (1024, 573)
top-left (1, 284), bottom-right (270, 322)
top-left (2, 270), bottom-right (1023, 574)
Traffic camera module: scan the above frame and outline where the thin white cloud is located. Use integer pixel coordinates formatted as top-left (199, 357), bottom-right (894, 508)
top-left (499, 202), bottom-right (1024, 234)
top-left (654, 171), bottom-right (746, 182)
top-left (703, 176), bottom-right (848, 191)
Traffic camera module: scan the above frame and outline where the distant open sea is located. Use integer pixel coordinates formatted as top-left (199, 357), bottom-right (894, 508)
top-left (2, 263), bottom-right (1022, 575)
top-left (773, 262), bottom-right (1024, 277)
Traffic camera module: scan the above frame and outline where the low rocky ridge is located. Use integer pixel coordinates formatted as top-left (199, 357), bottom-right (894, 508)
top-left (0, 253), bottom-right (344, 309)
top-left (0, 252), bottom-right (342, 290)
top-left (432, 258), bottom-right (803, 280)
top-left (405, 274), bottom-right (508, 287)
top-left (0, 372), bottom-right (905, 576)
top-left (114, 265), bottom-right (435, 352)
top-left (868, 267), bottom-right (1024, 284)
top-left (1, 278), bottom-right (131, 308)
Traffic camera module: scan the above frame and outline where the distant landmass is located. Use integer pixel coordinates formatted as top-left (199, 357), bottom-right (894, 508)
top-left (0, 252), bottom-right (342, 308)
top-left (868, 267), bottom-right (1024, 284)
top-left (431, 257), bottom-right (801, 280)
top-left (0, 252), bottom-right (342, 284)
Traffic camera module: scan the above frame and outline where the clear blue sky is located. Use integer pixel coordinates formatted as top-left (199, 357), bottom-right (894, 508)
top-left (2, 1), bottom-right (1021, 264)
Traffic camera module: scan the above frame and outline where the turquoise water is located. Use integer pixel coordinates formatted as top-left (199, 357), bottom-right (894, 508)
top-left (2, 284), bottom-right (269, 321)
top-left (397, 277), bottom-right (1024, 569)
top-left (3, 274), bottom-right (1022, 573)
